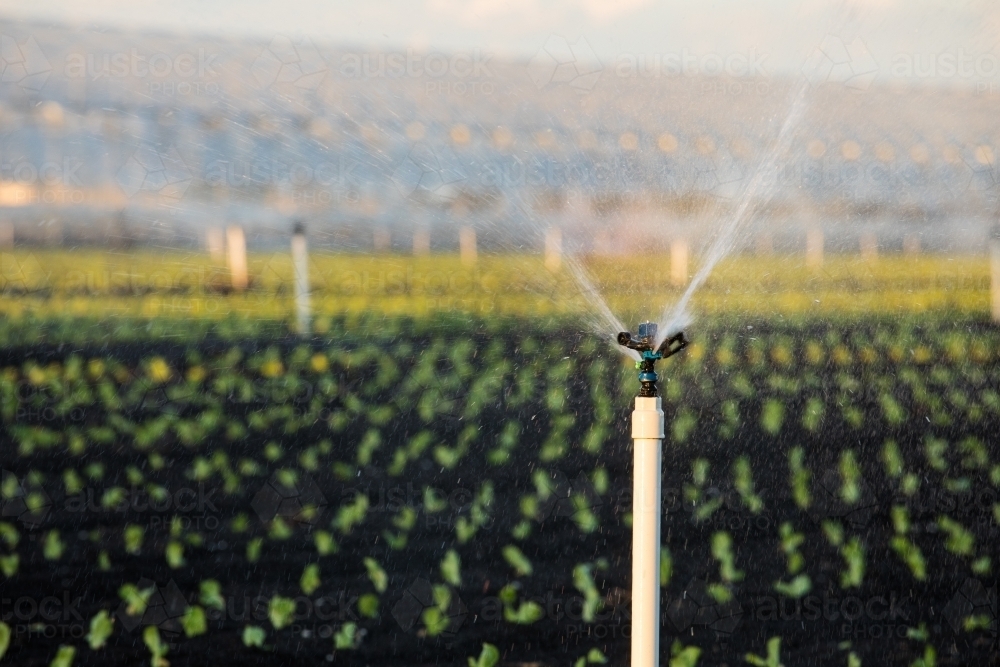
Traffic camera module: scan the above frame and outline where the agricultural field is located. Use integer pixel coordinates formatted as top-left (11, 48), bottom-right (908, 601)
top-left (0, 252), bottom-right (998, 666)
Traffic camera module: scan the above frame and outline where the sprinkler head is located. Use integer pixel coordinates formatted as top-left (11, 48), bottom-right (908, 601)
top-left (617, 322), bottom-right (688, 397)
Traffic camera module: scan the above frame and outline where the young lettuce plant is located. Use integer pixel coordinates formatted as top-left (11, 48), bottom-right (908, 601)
top-left (760, 399), bottom-right (785, 436)
top-left (732, 456), bottom-right (763, 514)
top-left (787, 447), bottom-right (811, 510)
top-left (334, 622), bottom-right (362, 649)
top-left (456, 482), bottom-right (494, 544)
top-left (269, 596), bottom-right (296, 629)
top-left (48, 645), bottom-right (75, 667)
top-left (774, 522), bottom-right (811, 599)
top-left (144, 626), bottom-right (169, 667)
top-left (502, 545), bottom-right (533, 577)
top-left (573, 648), bottom-right (608, 667)
top-left (86, 610), bottom-right (115, 650)
top-left (498, 584), bottom-right (544, 625)
top-left (468, 643), bottom-right (500, 667)
top-left (684, 458), bottom-right (721, 523)
top-left (572, 562), bottom-right (606, 622)
top-left (242, 625), bottom-right (266, 648)
top-left (441, 549), bottom-right (462, 587)
top-left (709, 531), bottom-right (743, 602)
top-left (300, 563), bottom-right (321, 595)
top-left (363, 557), bottom-right (388, 593)
top-left (180, 605), bottom-right (207, 637)
top-left (889, 506), bottom-right (926, 581)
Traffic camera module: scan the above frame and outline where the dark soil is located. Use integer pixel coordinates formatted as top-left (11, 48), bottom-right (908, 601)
top-left (1, 323), bottom-right (998, 666)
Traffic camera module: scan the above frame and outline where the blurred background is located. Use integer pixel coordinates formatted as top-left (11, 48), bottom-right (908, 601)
top-left (0, 0), bottom-right (999, 322)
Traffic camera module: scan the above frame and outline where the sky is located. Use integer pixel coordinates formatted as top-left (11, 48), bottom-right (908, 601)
top-left (0, 0), bottom-right (999, 80)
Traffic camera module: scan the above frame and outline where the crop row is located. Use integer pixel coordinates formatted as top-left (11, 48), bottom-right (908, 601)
top-left (0, 252), bottom-right (990, 334)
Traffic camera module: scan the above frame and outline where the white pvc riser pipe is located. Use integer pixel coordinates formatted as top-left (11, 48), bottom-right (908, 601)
top-left (631, 395), bottom-right (664, 667)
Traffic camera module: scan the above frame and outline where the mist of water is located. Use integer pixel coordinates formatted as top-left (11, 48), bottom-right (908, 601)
top-left (565, 254), bottom-right (641, 361)
top-left (656, 82), bottom-right (809, 345)
top-left (501, 82), bottom-right (808, 358)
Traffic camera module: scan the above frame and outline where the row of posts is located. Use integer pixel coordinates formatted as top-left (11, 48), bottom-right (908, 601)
top-left (206, 223), bottom-right (1000, 330)
top-left (1, 216), bottom-right (997, 329)
top-left (278, 226), bottom-right (921, 268)
top-left (105, 222), bottom-right (1000, 329)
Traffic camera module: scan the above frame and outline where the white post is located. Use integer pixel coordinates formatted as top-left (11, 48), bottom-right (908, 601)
top-left (991, 234), bottom-right (1000, 323)
top-left (227, 225), bottom-right (248, 291)
top-left (292, 222), bottom-right (310, 335)
top-left (459, 226), bottom-right (477, 266)
top-left (545, 227), bottom-right (562, 271)
top-left (632, 396), bottom-right (664, 667)
top-left (806, 227), bottom-right (824, 268)
top-left (670, 239), bottom-right (688, 286)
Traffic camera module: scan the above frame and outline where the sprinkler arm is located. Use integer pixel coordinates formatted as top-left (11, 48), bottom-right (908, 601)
top-left (617, 330), bottom-right (688, 356)
top-left (657, 331), bottom-right (688, 358)
top-left (617, 326), bottom-right (688, 398)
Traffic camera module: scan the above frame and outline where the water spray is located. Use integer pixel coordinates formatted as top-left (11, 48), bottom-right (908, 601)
top-left (618, 321), bottom-right (686, 667)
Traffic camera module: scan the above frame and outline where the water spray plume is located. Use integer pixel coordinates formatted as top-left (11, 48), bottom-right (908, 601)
top-left (565, 254), bottom-right (641, 360)
top-left (656, 82), bottom-right (809, 346)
